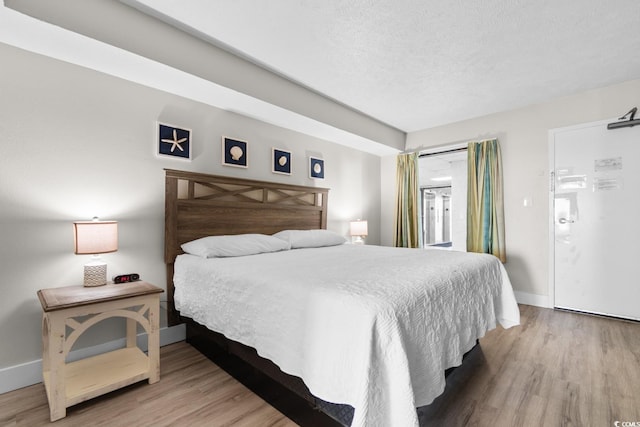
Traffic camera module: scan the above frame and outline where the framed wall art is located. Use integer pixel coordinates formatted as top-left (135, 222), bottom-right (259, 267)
top-left (309, 156), bottom-right (325, 179)
top-left (222, 136), bottom-right (248, 168)
top-left (272, 148), bottom-right (291, 175)
top-left (157, 122), bottom-right (191, 160)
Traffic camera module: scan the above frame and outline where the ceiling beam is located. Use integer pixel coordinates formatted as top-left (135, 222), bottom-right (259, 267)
top-left (3, 0), bottom-right (405, 155)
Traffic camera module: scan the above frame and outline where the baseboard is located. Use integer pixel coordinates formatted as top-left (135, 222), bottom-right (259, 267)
top-left (514, 291), bottom-right (551, 308)
top-left (0, 323), bottom-right (186, 395)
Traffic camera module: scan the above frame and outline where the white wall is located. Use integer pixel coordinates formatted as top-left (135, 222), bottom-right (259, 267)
top-left (381, 79), bottom-right (640, 301)
top-left (380, 155), bottom-right (397, 246)
top-left (4, 0), bottom-right (405, 153)
top-left (0, 43), bottom-right (381, 370)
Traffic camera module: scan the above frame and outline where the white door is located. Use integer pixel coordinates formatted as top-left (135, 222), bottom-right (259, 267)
top-left (551, 120), bottom-right (640, 320)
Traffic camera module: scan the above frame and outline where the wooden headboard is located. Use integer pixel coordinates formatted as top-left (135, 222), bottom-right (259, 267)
top-left (164, 169), bottom-right (329, 317)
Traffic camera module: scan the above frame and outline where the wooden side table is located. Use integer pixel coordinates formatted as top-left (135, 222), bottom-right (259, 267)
top-left (37, 281), bottom-right (163, 421)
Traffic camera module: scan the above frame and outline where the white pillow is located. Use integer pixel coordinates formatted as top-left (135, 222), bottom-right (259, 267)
top-left (181, 234), bottom-right (291, 258)
top-left (272, 229), bottom-right (346, 249)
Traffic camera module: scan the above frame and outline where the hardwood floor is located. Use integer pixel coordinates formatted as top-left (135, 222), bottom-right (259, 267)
top-left (419, 305), bottom-right (640, 426)
top-left (1, 305), bottom-right (638, 426)
top-left (0, 343), bottom-right (297, 427)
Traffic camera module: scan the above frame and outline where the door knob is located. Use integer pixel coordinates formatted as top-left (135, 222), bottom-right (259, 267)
top-left (558, 218), bottom-right (574, 224)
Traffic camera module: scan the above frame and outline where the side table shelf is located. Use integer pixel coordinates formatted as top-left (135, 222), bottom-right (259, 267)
top-left (43, 347), bottom-right (149, 408)
top-left (38, 282), bottom-right (163, 421)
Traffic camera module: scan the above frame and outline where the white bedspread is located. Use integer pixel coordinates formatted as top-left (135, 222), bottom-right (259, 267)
top-left (174, 245), bottom-right (520, 427)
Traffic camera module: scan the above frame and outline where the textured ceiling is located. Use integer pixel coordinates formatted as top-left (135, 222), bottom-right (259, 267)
top-left (127, 0), bottom-right (640, 132)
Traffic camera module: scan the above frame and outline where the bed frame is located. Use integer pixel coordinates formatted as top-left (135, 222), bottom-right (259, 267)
top-left (164, 169), bottom-right (347, 426)
top-left (164, 169), bottom-right (477, 426)
top-left (164, 168), bottom-right (329, 309)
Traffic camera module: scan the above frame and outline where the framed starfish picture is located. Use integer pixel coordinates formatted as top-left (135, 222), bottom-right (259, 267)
top-left (157, 122), bottom-right (191, 160)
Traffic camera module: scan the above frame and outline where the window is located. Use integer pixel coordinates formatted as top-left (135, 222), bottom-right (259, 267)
top-left (418, 149), bottom-right (467, 251)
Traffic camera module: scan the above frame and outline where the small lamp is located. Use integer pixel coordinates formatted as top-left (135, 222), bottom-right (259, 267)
top-left (349, 219), bottom-right (368, 245)
top-left (74, 218), bottom-right (118, 287)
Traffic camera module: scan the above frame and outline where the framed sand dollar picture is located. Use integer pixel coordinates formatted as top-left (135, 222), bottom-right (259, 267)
top-left (272, 148), bottom-right (291, 175)
top-left (309, 156), bottom-right (325, 179)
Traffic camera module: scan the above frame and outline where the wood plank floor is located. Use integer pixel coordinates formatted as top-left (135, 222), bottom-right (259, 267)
top-left (1, 304), bottom-right (639, 426)
top-left (0, 343), bottom-right (297, 427)
top-left (419, 305), bottom-right (640, 426)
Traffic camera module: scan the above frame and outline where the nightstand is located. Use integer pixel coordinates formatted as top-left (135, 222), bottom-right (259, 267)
top-left (37, 281), bottom-right (163, 421)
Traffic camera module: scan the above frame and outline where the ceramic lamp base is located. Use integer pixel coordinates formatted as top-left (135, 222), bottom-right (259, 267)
top-left (84, 262), bottom-right (107, 287)
top-left (351, 236), bottom-right (365, 245)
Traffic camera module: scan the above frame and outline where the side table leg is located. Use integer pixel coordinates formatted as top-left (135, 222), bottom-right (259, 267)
top-left (47, 312), bottom-right (67, 421)
top-left (147, 295), bottom-right (160, 384)
top-left (41, 314), bottom-right (50, 379)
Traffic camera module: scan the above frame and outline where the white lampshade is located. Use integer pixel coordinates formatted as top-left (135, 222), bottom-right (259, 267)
top-left (349, 220), bottom-right (368, 237)
top-left (74, 221), bottom-right (118, 254)
top-left (74, 219), bottom-right (118, 286)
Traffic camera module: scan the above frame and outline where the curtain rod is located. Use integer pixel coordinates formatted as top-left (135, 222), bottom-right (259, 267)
top-left (417, 137), bottom-right (498, 158)
top-left (421, 185), bottom-right (453, 190)
top-left (419, 147), bottom-right (467, 158)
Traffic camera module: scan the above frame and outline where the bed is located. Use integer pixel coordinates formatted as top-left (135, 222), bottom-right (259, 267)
top-left (164, 169), bottom-right (520, 427)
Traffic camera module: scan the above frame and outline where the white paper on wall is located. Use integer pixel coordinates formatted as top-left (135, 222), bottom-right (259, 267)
top-left (594, 157), bottom-right (622, 172)
top-left (593, 157), bottom-right (623, 191)
top-left (593, 177), bottom-right (622, 191)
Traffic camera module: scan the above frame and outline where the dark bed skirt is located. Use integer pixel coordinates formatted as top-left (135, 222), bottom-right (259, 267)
top-left (185, 317), bottom-right (478, 427)
top-left (186, 318), bottom-right (350, 426)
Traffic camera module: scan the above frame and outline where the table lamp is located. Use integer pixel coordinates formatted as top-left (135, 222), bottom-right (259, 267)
top-left (349, 219), bottom-right (368, 245)
top-left (74, 218), bottom-right (118, 287)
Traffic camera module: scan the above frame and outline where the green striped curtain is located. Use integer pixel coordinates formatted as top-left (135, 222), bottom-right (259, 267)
top-left (467, 139), bottom-right (506, 262)
top-left (394, 153), bottom-right (421, 248)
